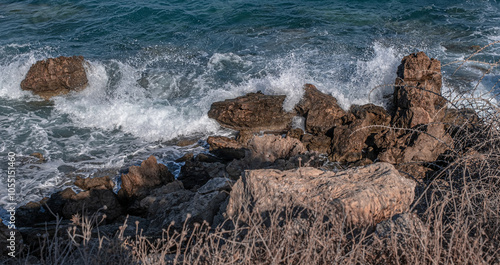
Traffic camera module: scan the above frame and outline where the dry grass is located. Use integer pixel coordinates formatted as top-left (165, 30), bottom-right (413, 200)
top-left (3, 43), bottom-right (500, 265)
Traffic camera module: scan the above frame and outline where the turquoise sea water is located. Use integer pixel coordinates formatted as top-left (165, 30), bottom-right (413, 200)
top-left (0, 0), bottom-right (499, 213)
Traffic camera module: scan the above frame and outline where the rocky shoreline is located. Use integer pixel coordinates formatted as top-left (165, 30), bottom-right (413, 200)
top-left (2, 51), bottom-right (474, 258)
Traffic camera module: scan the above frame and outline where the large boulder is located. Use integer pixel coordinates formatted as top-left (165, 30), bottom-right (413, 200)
top-left (294, 84), bottom-right (346, 135)
top-left (21, 56), bottom-right (88, 99)
top-left (393, 52), bottom-right (445, 128)
top-left (208, 91), bottom-right (295, 132)
top-left (119, 155), bottom-right (175, 199)
top-left (227, 163), bottom-right (416, 227)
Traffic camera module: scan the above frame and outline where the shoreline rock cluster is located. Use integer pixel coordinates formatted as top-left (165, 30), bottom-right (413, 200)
top-left (7, 51), bottom-right (465, 256)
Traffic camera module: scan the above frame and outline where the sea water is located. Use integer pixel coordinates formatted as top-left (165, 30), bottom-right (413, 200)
top-left (0, 0), bottom-right (499, 215)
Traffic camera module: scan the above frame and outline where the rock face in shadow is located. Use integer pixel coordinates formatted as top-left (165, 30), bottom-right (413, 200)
top-left (120, 155), bottom-right (175, 199)
top-left (62, 189), bottom-right (123, 222)
top-left (141, 179), bottom-right (230, 234)
top-left (20, 56), bottom-right (88, 99)
top-left (208, 91), bottom-right (295, 132)
top-left (227, 163), bottom-right (416, 227)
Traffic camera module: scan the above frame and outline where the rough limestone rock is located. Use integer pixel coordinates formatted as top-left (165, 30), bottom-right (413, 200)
top-left (62, 189), bottom-right (123, 222)
top-left (74, 175), bottom-right (114, 191)
top-left (21, 56), bottom-right (88, 99)
top-left (330, 104), bottom-right (391, 163)
top-left (375, 52), bottom-right (452, 165)
top-left (227, 163), bottom-right (416, 227)
top-left (208, 91), bottom-right (295, 132)
top-left (225, 134), bottom-right (308, 179)
top-left (294, 84), bottom-right (346, 135)
top-left (393, 52), bottom-right (444, 127)
top-left (207, 136), bottom-right (246, 160)
top-left (120, 155), bottom-right (175, 199)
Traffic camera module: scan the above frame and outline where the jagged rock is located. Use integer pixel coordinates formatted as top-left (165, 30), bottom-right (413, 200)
top-left (143, 180), bottom-right (228, 233)
top-left (378, 123), bottom-right (452, 164)
top-left (120, 155), bottom-right (174, 199)
top-left (301, 133), bottom-right (331, 154)
top-left (44, 188), bottom-right (76, 217)
top-left (207, 136), bottom-right (246, 160)
top-left (62, 189), bottom-right (123, 222)
top-left (227, 163), bottom-right (416, 227)
top-left (74, 175), bottom-right (114, 191)
top-left (286, 128), bottom-right (304, 140)
top-left (330, 104), bottom-right (391, 163)
top-left (177, 156), bottom-right (227, 190)
top-left (197, 177), bottom-right (233, 195)
top-left (208, 91), bottom-right (295, 132)
top-left (294, 84), bottom-right (346, 135)
top-left (21, 56), bottom-right (88, 99)
top-left (393, 52), bottom-right (444, 127)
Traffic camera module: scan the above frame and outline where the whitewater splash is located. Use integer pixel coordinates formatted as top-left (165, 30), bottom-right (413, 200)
top-left (0, 40), bottom-right (497, 213)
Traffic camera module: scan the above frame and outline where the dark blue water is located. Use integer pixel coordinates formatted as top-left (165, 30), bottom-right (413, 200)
top-left (0, 0), bottom-right (499, 212)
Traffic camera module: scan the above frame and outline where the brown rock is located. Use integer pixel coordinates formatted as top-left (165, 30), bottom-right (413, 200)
top-left (21, 56), bottom-right (88, 99)
top-left (74, 175), bottom-right (114, 191)
top-left (286, 128), bottom-right (304, 140)
top-left (227, 163), bottom-right (416, 227)
top-left (207, 136), bottom-right (246, 160)
top-left (62, 189), bottom-right (123, 222)
top-left (393, 52), bottom-right (444, 127)
top-left (301, 133), bottom-right (331, 154)
top-left (120, 155), bottom-right (175, 199)
top-left (295, 84), bottom-right (346, 135)
top-left (378, 124), bottom-right (452, 164)
top-left (225, 134), bottom-right (307, 179)
top-left (246, 134), bottom-right (306, 163)
top-left (330, 104), bottom-right (391, 163)
top-left (208, 91), bottom-right (295, 132)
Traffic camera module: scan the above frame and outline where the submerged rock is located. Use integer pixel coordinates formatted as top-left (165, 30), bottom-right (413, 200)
top-left (208, 91), bottom-right (295, 132)
top-left (21, 56), bottom-right (88, 99)
top-left (227, 163), bottom-right (416, 227)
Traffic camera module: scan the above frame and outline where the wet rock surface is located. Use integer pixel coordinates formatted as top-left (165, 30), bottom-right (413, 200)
top-left (21, 56), bottom-right (88, 99)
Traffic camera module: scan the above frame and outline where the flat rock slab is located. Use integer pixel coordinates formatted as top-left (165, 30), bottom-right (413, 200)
top-left (227, 162), bottom-right (416, 227)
